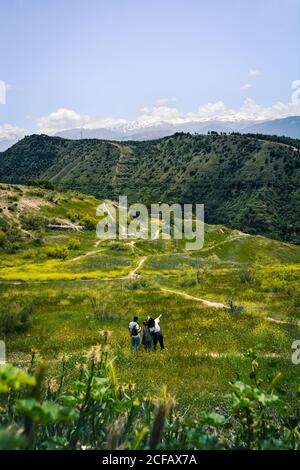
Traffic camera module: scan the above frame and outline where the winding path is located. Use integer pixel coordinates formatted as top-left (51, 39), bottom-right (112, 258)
top-left (129, 256), bottom-right (147, 278)
top-left (160, 287), bottom-right (227, 309)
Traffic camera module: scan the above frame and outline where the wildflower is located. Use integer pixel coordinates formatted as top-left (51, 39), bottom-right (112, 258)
top-left (81, 445), bottom-right (92, 450)
top-left (128, 381), bottom-right (136, 392)
top-left (58, 353), bottom-right (70, 363)
top-left (100, 329), bottom-right (112, 343)
top-left (48, 377), bottom-right (59, 394)
top-left (86, 346), bottom-right (102, 363)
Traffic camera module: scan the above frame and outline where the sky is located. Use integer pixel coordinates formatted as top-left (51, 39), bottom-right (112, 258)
top-left (0, 0), bottom-right (300, 139)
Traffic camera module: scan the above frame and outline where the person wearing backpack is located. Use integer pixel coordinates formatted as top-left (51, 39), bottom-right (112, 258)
top-left (141, 320), bottom-right (152, 352)
top-left (128, 316), bottom-right (140, 352)
top-left (148, 314), bottom-right (165, 351)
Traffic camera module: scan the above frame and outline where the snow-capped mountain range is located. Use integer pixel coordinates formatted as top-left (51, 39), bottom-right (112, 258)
top-left (0, 116), bottom-right (299, 151)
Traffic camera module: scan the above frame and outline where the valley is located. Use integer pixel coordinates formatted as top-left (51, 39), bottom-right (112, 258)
top-left (0, 184), bottom-right (299, 413)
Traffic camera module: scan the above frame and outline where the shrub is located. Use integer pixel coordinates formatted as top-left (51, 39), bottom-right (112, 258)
top-left (7, 194), bottom-right (20, 202)
top-left (6, 226), bottom-right (23, 243)
top-left (68, 238), bottom-right (81, 250)
top-left (39, 180), bottom-right (55, 190)
top-left (0, 217), bottom-right (10, 232)
top-left (107, 241), bottom-right (130, 252)
top-left (66, 210), bottom-right (80, 222)
top-left (239, 270), bottom-right (256, 284)
top-left (45, 246), bottom-right (69, 259)
top-left (124, 277), bottom-right (151, 290)
top-left (0, 304), bottom-right (32, 335)
top-left (81, 216), bottom-right (97, 230)
top-left (6, 241), bottom-right (22, 254)
top-left (25, 189), bottom-right (46, 198)
top-left (20, 214), bottom-right (47, 231)
top-left (196, 270), bottom-right (206, 285)
top-left (180, 276), bottom-right (197, 287)
top-left (227, 297), bottom-right (244, 314)
top-left (32, 233), bottom-right (44, 246)
top-left (292, 295), bottom-right (300, 308)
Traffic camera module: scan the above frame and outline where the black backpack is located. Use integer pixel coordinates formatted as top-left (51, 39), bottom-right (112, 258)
top-left (131, 323), bottom-right (139, 336)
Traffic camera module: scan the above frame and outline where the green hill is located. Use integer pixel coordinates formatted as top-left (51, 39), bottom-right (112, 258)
top-left (0, 132), bottom-right (299, 242)
top-left (0, 184), bottom-right (299, 282)
top-left (0, 183), bottom-right (299, 416)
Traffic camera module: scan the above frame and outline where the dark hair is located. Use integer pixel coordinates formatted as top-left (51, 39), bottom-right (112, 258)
top-left (143, 320), bottom-right (148, 326)
top-left (134, 316), bottom-right (138, 322)
top-left (147, 317), bottom-right (155, 328)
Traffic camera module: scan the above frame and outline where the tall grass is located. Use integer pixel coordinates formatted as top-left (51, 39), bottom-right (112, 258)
top-left (0, 349), bottom-right (299, 450)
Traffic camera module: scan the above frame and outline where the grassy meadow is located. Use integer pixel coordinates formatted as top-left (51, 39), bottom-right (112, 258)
top-left (0, 185), bottom-right (299, 417)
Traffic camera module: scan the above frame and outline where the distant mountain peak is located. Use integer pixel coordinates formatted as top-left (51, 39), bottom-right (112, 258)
top-left (1, 116), bottom-right (299, 152)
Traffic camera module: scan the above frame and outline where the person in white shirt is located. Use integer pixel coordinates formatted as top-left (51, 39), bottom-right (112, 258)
top-left (148, 314), bottom-right (164, 350)
top-left (129, 316), bottom-right (140, 352)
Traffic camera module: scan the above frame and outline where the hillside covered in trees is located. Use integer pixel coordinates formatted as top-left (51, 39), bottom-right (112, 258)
top-left (0, 132), bottom-right (299, 243)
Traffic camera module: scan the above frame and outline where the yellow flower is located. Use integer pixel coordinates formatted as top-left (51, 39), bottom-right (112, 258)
top-left (81, 445), bottom-right (92, 450)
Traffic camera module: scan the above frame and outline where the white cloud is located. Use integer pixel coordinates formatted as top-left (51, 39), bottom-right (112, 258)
top-left (137, 98), bottom-right (300, 124)
top-left (249, 68), bottom-right (261, 76)
top-left (13, 98), bottom-right (300, 137)
top-left (225, 98), bottom-right (300, 121)
top-left (0, 123), bottom-right (26, 140)
top-left (35, 108), bottom-right (127, 134)
top-left (241, 83), bottom-right (252, 90)
top-left (138, 105), bottom-right (182, 126)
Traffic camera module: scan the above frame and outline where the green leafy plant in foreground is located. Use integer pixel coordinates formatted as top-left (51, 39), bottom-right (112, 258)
top-left (0, 348), bottom-right (299, 450)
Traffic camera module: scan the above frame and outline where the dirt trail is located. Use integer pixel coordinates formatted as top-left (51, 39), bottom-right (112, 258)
top-left (126, 241), bottom-right (136, 253)
top-left (199, 232), bottom-right (249, 253)
top-left (266, 316), bottom-right (290, 325)
top-left (160, 287), bottom-right (227, 309)
top-left (160, 288), bottom-right (297, 326)
top-left (71, 250), bottom-right (98, 262)
top-left (129, 256), bottom-right (147, 278)
top-left (73, 253), bottom-right (147, 280)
